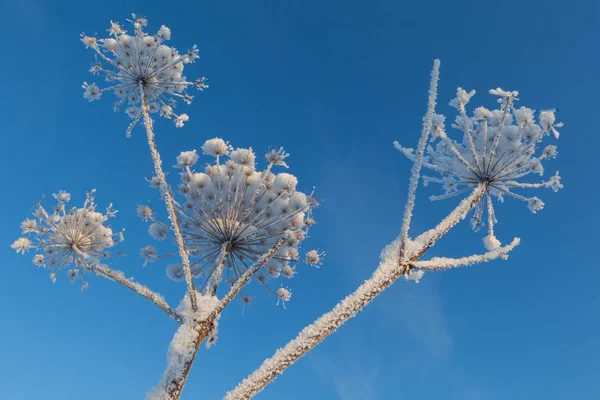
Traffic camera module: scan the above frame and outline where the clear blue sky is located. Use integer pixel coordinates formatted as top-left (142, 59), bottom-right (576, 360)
top-left (0, 0), bottom-right (598, 399)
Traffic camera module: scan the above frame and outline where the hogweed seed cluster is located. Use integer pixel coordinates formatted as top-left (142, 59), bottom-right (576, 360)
top-left (395, 87), bottom-right (563, 251)
top-left (139, 138), bottom-right (321, 306)
top-left (81, 14), bottom-right (208, 137)
top-left (11, 190), bottom-right (123, 288)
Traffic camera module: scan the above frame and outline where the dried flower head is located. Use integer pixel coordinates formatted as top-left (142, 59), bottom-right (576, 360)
top-left (141, 138), bottom-right (318, 303)
top-left (395, 87), bottom-right (563, 248)
top-left (81, 14), bottom-right (208, 137)
top-left (11, 190), bottom-right (122, 286)
top-left (276, 287), bottom-right (292, 308)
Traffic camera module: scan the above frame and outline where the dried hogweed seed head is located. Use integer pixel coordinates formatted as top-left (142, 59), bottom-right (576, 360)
top-left (166, 263), bottom-right (185, 281)
top-left (81, 14), bottom-right (208, 136)
top-left (395, 87), bottom-right (563, 249)
top-left (149, 223), bottom-right (169, 240)
top-left (143, 138), bottom-right (319, 303)
top-left (305, 250), bottom-right (324, 266)
top-left (202, 137), bottom-right (231, 157)
top-left (140, 245), bottom-right (157, 266)
top-left (11, 238), bottom-right (32, 254)
top-left (276, 287), bottom-right (292, 307)
top-left (11, 190), bottom-right (122, 287)
top-left (137, 204), bottom-right (153, 220)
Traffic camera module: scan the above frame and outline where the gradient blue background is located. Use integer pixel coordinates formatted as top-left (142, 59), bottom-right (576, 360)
top-left (0, 0), bottom-right (598, 399)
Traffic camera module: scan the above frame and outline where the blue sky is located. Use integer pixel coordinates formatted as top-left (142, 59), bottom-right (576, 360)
top-left (0, 0), bottom-right (598, 399)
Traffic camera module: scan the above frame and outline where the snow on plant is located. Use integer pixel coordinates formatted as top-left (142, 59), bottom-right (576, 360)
top-left (81, 14), bottom-right (208, 137)
top-left (11, 189), bottom-right (122, 288)
top-left (140, 138), bottom-right (320, 304)
top-left (394, 87), bottom-right (563, 250)
top-left (223, 60), bottom-right (564, 400)
top-left (146, 291), bottom-right (220, 400)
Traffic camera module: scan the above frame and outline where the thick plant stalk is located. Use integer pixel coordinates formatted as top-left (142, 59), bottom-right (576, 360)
top-left (93, 264), bottom-right (183, 323)
top-left (140, 91), bottom-right (198, 313)
top-left (154, 240), bottom-right (286, 400)
top-left (223, 186), bottom-right (486, 400)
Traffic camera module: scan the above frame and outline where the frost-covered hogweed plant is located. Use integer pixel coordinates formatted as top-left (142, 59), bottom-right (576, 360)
top-left (394, 87), bottom-right (563, 251)
top-left (81, 14), bottom-right (208, 137)
top-left (11, 189), bottom-right (123, 288)
top-left (8, 13), bottom-right (564, 399)
top-left (140, 138), bottom-right (321, 304)
top-left (222, 60), bottom-right (565, 400)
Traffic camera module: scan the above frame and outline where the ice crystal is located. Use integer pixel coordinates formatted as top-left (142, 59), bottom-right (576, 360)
top-left (140, 138), bottom-right (319, 303)
top-left (81, 14), bottom-right (208, 136)
top-left (11, 189), bottom-right (122, 287)
top-left (395, 87), bottom-right (563, 247)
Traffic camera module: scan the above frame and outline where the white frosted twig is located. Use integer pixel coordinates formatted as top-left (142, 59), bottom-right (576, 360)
top-left (223, 185), bottom-right (487, 400)
top-left (93, 264), bottom-right (182, 323)
top-left (399, 59), bottom-right (441, 248)
top-left (412, 237), bottom-right (520, 270)
top-left (141, 90), bottom-right (198, 313)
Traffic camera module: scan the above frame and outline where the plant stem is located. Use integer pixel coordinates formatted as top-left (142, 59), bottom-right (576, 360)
top-left (399, 59), bottom-right (440, 250)
top-left (93, 264), bottom-right (183, 323)
top-left (140, 90), bottom-right (198, 313)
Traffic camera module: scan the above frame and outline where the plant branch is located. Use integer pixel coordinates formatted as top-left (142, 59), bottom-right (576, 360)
top-left (222, 186), bottom-right (486, 400)
top-left (412, 237), bottom-right (521, 270)
top-left (141, 88), bottom-right (198, 313)
top-left (93, 264), bottom-right (183, 323)
top-left (409, 184), bottom-right (487, 260)
top-left (399, 59), bottom-right (440, 250)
